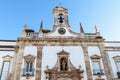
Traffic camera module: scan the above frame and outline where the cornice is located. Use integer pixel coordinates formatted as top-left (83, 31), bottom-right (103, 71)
top-left (0, 40), bottom-right (16, 42)
top-left (17, 37), bottom-right (104, 43)
top-left (105, 47), bottom-right (120, 51)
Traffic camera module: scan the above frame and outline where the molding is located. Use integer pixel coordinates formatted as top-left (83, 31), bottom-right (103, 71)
top-left (57, 50), bottom-right (69, 55)
top-left (2, 55), bottom-right (13, 61)
top-left (0, 45), bottom-right (16, 48)
top-left (0, 40), bottom-right (16, 42)
top-left (105, 47), bottom-right (120, 51)
top-left (113, 56), bottom-right (120, 60)
top-left (0, 50), bottom-right (14, 51)
top-left (90, 54), bottom-right (101, 59)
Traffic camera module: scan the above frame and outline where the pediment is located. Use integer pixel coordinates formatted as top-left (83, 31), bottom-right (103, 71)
top-left (3, 55), bottom-right (13, 61)
top-left (53, 6), bottom-right (68, 11)
top-left (90, 54), bottom-right (101, 59)
top-left (3, 55), bottom-right (13, 58)
top-left (57, 50), bottom-right (69, 56)
top-left (24, 54), bottom-right (35, 62)
top-left (113, 55), bottom-right (120, 60)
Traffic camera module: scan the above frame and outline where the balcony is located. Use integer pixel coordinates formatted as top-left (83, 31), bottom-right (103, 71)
top-left (117, 72), bottom-right (120, 78)
top-left (93, 69), bottom-right (104, 75)
top-left (22, 68), bottom-right (35, 76)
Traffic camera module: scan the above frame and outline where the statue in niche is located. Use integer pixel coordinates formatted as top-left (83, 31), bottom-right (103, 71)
top-left (60, 58), bottom-right (67, 70)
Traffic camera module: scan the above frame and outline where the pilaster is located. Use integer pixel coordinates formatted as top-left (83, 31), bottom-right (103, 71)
top-left (14, 46), bottom-right (24, 80)
top-left (36, 46), bottom-right (43, 80)
top-left (98, 44), bottom-right (113, 80)
top-left (10, 46), bottom-right (19, 80)
top-left (82, 44), bottom-right (93, 80)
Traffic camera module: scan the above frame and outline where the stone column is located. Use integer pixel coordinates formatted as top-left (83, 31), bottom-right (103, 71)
top-left (82, 45), bottom-right (93, 80)
top-left (98, 44), bottom-right (113, 80)
top-left (36, 46), bottom-right (43, 80)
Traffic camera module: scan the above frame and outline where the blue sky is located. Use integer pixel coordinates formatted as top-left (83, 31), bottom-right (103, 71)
top-left (0, 0), bottom-right (120, 41)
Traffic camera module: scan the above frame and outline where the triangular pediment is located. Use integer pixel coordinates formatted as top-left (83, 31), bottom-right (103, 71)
top-left (57, 50), bottom-right (69, 55)
top-left (90, 54), bottom-right (101, 59)
top-left (53, 6), bottom-right (68, 11)
top-left (2, 55), bottom-right (13, 61)
top-left (3, 55), bottom-right (13, 58)
top-left (24, 54), bottom-right (35, 58)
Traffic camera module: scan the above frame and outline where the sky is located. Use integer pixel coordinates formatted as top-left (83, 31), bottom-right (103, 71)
top-left (0, 0), bottom-right (120, 41)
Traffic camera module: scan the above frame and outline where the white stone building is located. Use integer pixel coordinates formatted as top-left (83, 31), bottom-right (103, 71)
top-left (0, 6), bottom-right (120, 80)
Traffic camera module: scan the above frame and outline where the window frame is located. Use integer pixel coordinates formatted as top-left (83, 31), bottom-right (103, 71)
top-left (113, 56), bottom-right (120, 72)
top-left (0, 61), bottom-right (10, 80)
top-left (23, 54), bottom-right (35, 76)
top-left (0, 55), bottom-right (12, 80)
top-left (90, 54), bottom-right (104, 75)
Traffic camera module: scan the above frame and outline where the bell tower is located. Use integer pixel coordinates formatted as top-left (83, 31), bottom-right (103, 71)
top-left (53, 6), bottom-right (70, 28)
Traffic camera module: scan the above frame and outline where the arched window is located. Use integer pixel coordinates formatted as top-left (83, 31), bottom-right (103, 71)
top-left (58, 14), bottom-right (64, 24)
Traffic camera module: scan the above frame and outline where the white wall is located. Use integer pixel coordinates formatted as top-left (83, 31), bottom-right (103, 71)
top-left (0, 41), bottom-right (16, 46)
top-left (23, 46), bottom-right (37, 56)
top-left (41, 46), bottom-right (87, 80)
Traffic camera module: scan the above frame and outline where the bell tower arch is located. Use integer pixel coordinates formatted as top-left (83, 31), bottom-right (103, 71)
top-left (53, 6), bottom-right (70, 28)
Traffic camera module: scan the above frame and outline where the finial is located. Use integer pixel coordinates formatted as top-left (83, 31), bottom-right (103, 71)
top-left (80, 23), bottom-right (84, 33)
top-left (94, 25), bottom-right (98, 33)
top-left (39, 21), bottom-right (43, 32)
top-left (24, 24), bottom-right (28, 30)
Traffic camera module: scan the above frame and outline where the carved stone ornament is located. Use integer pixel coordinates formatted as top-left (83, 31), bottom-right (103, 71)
top-left (45, 50), bottom-right (84, 80)
top-left (57, 50), bottom-right (69, 56)
top-left (2, 55), bottom-right (13, 61)
top-left (113, 55), bottom-right (120, 61)
top-left (90, 54), bottom-right (101, 59)
top-left (24, 54), bottom-right (35, 62)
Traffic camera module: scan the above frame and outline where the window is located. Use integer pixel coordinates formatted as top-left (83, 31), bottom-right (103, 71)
top-left (93, 61), bottom-right (100, 70)
top-left (23, 62), bottom-right (34, 76)
top-left (58, 14), bottom-right (64, 24)
top-left (92, 61), bottom-right (101, 74)
top-left (26, 62), bottom-right (33, 73)
top-left (23, 54), bottom-right (35, 76)
top-left (90, 55), bottom-right (104, 75)
top-left (113, 56), bottom-right (120, 78)
top-left (116, 61), bottom-right (120, 72)
top-left (0, 61), bottom-right (10, 80)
